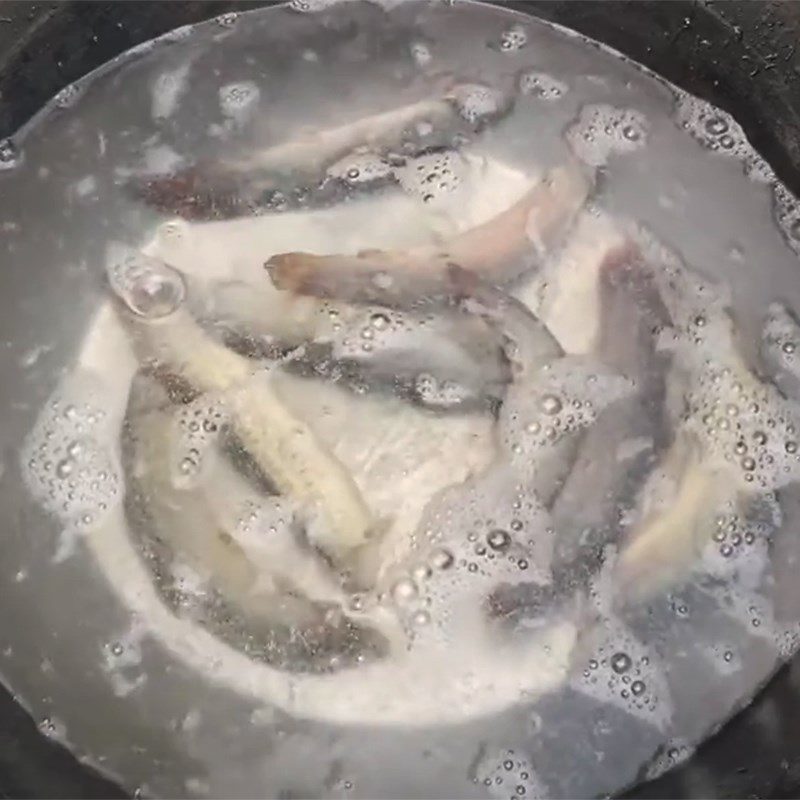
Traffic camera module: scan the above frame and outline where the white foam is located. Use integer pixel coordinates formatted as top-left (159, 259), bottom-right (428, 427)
top-left (566, 103), bottom-right (648, 167)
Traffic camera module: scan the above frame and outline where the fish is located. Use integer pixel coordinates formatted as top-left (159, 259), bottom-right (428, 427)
top-left (450, 265), bottom-right (633, 501)
top-left (123, 374), bottom-right (405, 669)
top-left (106, 251), bottom-right (379, 570)
top-left (265, 160), bottom-right (593, 308)
top-left (550, 243), bottom-right (673, 580)
top-left (614, 248), bottom-right (800, 605)
top-left (205, 281), bottom-right (510, 414)
top-left (131, 83), bottom-right (506, 220)
top-left (444, 265), bottom-right (634, 629)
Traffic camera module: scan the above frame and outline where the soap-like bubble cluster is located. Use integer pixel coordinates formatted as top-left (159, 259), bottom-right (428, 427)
top-left (20, 373), bottom-right (121, 534)
top-left (219, 81), bottom-right (260, 122)
top-left (170, 395), bottom-right (228, 488)
top-left (572, 618), bottom-right (672, 728)
top-left (501, 358), bottom-right (633, 475)
top-left (566, 104), bottom-right (648, 167)
top-left (474, 747), bottom-right (546, 800)
top-left (407, 463), bottom-right (555, 635)
top-left (519, 71), bottom-right (567, 101)
top-left (684, 361), bottom-right (800, 492)
top-left (673, 91), bottom-right (773, 183)
top-left (396, 148), bottom-right (465, 203)
top-left (496, 24), bottom-right (528, 53)
top-left (450, 83), bottom-right (507, 125)
top-left (699, 503), bottom-right (773, 584)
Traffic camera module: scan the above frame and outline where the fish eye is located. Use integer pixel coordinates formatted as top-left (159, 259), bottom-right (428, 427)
top-left (107, 254), bottom-right (186, 319)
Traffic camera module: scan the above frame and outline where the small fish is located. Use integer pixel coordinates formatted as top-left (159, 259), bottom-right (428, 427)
top-left (123, 377), bottom-right (401, 668)
top-left (551, 244), bottom-right (672, 578)
top-left (614, 252), bottom-right (800, 605)
top-left (207, 280), bottom-right (510, 414)
top-left (107, 252), bottom-right (378, 568)
top-left (131, 86), bottom-right (498, 220)
top-left (265, 161), bottom-right (593, 308)
top-left (450, 266), bottom-right (634, 571)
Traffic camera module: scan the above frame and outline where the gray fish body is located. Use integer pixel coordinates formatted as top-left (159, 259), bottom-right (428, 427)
top-left (551, 250), bottom-right (673, 584)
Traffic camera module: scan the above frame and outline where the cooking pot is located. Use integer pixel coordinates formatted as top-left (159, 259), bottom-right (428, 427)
top-left (1, 1), bottom-right (799, 797)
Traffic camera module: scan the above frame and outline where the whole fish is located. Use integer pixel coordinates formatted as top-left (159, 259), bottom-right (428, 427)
top-left (131, 81), bottom-right (510, 220)
top-left (265, 161), bottom-right (593, 308)
top-left (448, 265), bottom-right (634, 502)
top-left (551, 243), bottom-right (672, 580)
top-left (441, 264), bottom-right (635, 629)
top-left (107, 251), bottom-right (379, 570)
top-left (123, 374), bottom-right (403, 669)
top-left (206, 281), bottom-right (510, 414)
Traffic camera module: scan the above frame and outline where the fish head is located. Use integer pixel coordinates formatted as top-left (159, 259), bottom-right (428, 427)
top-left (107, 252), bottom-right (186, 320)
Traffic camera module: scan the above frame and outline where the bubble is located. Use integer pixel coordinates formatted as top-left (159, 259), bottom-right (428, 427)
top-left (107, 254), bottom-right (185, 318)
top-left (498, 25), bottom-right (527, 52)
top-left (450, 83), bottom-right (506, 125)
top-left (219, 81), bottom-right (260, 119)
top-left (786, 440), bottom-right (798, 454)
top-left (412, 609), bottom-right (431, 627)
top-left (539, 394), bottom-right (562, 415)
top-left (430, 548), bottom-right (454, 570)
top-left (328, 151), bottom-right (392, 184)
top-left (370, 312), bottom-right (390, 331)
top-left (55, 459), bottom-right (73, 479)
top-left (397, 148), bottom-right (465, 203)
top-left (783, 341), bottom-right (797, 354)
top-left (391, 577), bottom-right (418, 604)
top-left (610, 652), bottom-right (632, 674)
top-left (705, 117), bottom-right (729, 136)
top-left (110, 642), bottom-right (124, 656)
top-left (566, 104), bottom-right (648, 167)
top-left (487, 529), bottom-right (511, 551)
top-left (21, 375), bottom-right (121, 534)
top-left (675, 92), bottom-right (771, 182)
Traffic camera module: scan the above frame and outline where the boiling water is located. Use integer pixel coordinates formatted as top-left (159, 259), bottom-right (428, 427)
top-left (5, 1), bottom-right (800, 797)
